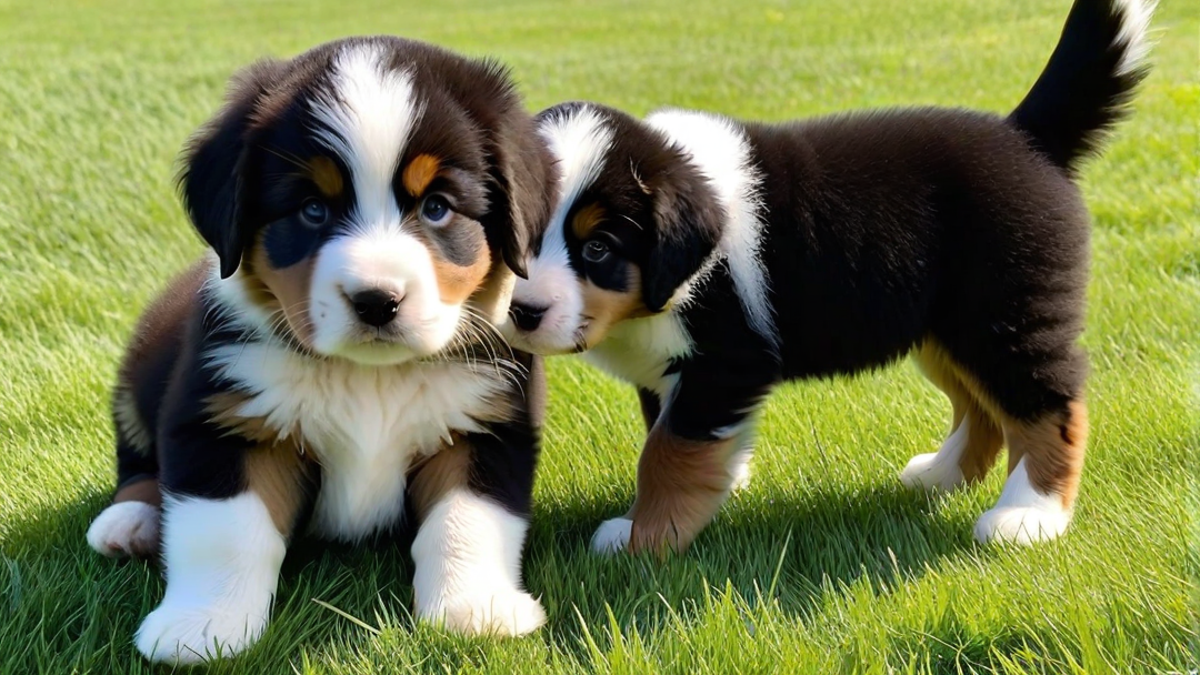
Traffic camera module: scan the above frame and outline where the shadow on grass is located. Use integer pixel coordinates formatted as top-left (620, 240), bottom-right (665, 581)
top-left (524, 480), bottom-right (981, 655)
top-left (0, 478), bottom-right (983, 673)
top-left (0, 493), bottom-right (423, 673)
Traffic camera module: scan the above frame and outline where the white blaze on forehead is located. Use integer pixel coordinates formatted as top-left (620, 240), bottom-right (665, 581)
top-left (536, 106), bottom-right (614, 267)
top-left (300, 43), bottom-right (466, 363)
top-left (310, 42), bottom-right (424, 229)
top-left (506, 106), bottom-right (614, 350)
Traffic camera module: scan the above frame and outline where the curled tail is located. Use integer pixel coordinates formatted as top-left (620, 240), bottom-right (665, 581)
top-left (1009, 0), bottom-right (1155, 174)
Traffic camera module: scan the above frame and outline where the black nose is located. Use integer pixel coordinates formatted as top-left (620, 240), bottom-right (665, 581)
top-left (509, 303), bottom-right (547, 332)
top-left (349, 289), bottom-right (402, 327)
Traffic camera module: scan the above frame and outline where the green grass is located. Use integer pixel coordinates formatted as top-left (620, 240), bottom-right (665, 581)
top-left (0, 0), bottom-right (1197, 672)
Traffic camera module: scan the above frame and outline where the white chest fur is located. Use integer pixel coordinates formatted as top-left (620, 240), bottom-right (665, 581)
top-left (205, 341), bottom-right (508, 540)
top-left (583, 312), bottom-right (692, 398)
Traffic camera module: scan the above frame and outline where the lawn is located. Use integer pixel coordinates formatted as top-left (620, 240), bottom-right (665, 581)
top-left (0, 0), bottom-right (1196, 672)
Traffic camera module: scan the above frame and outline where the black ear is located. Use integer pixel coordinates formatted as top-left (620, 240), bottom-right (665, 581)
top-left (178, 60), bottom-right (281, 279)
top-left (468, 62), bottom-right (553, 280)
top-left (642, 173), bottom-right (724, 312)
top-left (481, 123), bottom-right (552, 279)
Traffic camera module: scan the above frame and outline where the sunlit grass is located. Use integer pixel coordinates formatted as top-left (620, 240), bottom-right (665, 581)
top-left (0, 0), bottom-right (1196, 672)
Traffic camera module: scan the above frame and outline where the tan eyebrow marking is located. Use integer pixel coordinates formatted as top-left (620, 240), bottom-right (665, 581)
top-left (402, 154), bottom-right (441, 197)
top-left (307, 156), bottom-right (343, 199)
top-left (571, 202), bottom-right (606, 240)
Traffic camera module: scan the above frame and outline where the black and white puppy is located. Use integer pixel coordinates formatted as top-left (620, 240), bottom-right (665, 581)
top-left (85, 36), bottom-right (554, 663)
top-left (502, 0), bottom-right (1153, 555)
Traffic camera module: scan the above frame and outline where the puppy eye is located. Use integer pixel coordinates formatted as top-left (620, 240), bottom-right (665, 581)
top-left (582, 239), bottom-right (612, 264)
top-left (299, 198), bottom-right (330, 228)
top-left (420, 194), bottom-right (453, 227)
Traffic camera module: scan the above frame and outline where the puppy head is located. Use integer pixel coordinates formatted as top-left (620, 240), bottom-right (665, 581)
top-left (500, 102), bottom-right (722, 355)
top-left (182, 37), bottom-right (552, 365)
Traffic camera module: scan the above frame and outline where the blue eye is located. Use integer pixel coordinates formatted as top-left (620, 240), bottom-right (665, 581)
top-left (420, 194), bottom-right (452, 226)
top-left (299, 198), bottom-right (330, 227)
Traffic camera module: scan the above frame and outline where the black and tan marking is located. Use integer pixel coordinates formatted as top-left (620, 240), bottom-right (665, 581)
top-left (510, 0), bottom-right (1151, 553)
top-left (89, 36), bottom-right (556, 661)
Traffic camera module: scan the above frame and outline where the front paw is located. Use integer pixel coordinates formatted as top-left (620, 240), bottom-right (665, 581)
top-left (418, 590), bottom-right (546, 637)
top-left (899, 451), bottom-right (967, 492)
top-left (973, 505), bottom-right (1071, 545)
top-left (87, 501), bottom-right (160, 559)
top-left (594, 515), bottom-right (691, 557)
top-left (591, 517), bottom-right (633, 554)
top-left (135, 599), bottom-right (269, 664)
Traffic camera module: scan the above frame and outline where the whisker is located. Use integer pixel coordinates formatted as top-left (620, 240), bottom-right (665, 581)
top-left (261, 145), bottom-right (310, 171)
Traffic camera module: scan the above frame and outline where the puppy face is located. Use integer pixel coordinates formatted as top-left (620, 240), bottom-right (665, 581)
top-left (184, 38), bottom-right (551, 365)
top-left (501, 103), bottom-right (721, 355)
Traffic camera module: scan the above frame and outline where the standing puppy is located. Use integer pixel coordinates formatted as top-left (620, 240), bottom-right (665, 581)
top-left (502, 0), bottom-right (1153, 555)
top-left (85, 36), bottom-right (553, 663)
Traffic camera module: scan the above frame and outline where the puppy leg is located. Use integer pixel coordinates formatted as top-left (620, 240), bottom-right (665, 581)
top-left (596, 352), bottom-right (773, 556)
top-left (410, 436), bottom-right (544, 637)
top-left (88, 384), bottom-right (163, 559)
top-left (641, 386), bottom-right (759, 491)
top-left (975, 400), bottom-right (1087, 544)
top-left (136, 446), bottom-right (309, 664)
top-left (593, 388), bottom-right (664, 554)
top-left (902, 345), bottom-right (1003, 491)
top-left (87, 476), bottom-right (162, 560)
top-left (602, 423), bottom-right (743, 557)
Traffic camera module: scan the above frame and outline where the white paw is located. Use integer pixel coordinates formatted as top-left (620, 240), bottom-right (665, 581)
top-left (974, 456), bottom-right (1072, 545)
top-left (420, 590), bottom-right (546, 637)
top-left (728, 451), bottom-right (753, 492)
top-left (591, 517), bottom-right (632, 555)
top-left (86, 501), bottom-right (160, 558)
top-left (134, 599), bottom-right (269, 664)
top-left (973, 506), bottom-right (1072, 545)
top-left (899, 452), bottom-right (966, 492)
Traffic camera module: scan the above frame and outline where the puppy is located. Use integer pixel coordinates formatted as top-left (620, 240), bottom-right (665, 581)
top-left (85, 36), bottom-right (554, 663)
top-left (501, 0), bottom-right (1153, 555)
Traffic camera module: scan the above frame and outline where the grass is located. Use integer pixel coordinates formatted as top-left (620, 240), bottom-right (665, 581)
top-left (0, 0), bottom-right (1196, 672)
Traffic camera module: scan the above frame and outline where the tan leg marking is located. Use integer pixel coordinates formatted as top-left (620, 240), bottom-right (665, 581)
top-left (1001, 400), bottom-right (1087, 509)
top-left (243, 440), bottom-right (311, 536)
top-left (913, 341), bottom-right (1005, 483)
top-left (918, 340), bottom-right (1087, 510)
top-left (627, 425), bottom-right (738, 556)
top-left (114, 477), bottom-right (162, 507)
top-left (408, 437), bottom-right (472, 522)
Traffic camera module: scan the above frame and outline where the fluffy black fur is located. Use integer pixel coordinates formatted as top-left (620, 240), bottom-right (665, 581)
top-left (90, 35), bottom-right (555, 663)
top-left (506, 0), bottom-right (1152, 552)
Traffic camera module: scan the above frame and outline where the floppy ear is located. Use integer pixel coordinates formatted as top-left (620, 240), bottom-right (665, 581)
top-left (642, 174), bottom-right (724, 312)
top-left (178, 60), bottom-right (281, 279)
top-left (466, 61), bottom-right (554, 281)
top-left (469, 123), bottom-right (551, 323)
top-left (481, 124), bottom-right (552, 280)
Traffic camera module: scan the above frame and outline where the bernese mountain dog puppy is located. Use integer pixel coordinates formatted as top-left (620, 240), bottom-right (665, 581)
top-left (501, 0), bottom-right (1154, 556)
top-left (84, 36), bottom-right (554, 663)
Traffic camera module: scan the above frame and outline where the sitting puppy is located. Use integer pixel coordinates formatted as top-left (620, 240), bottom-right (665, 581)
top-left (502, 0), bottom-right (1153, 555)
top-left (85, 36), bottom-right (553, 663)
